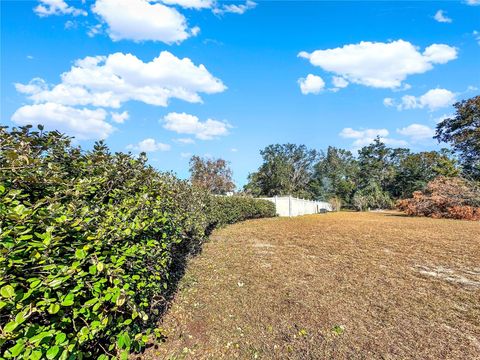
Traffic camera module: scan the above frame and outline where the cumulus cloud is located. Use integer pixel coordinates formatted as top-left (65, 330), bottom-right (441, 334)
top-left (127, 138), bottom-right (171, 152)
top-left (92, 0), bottom-right (198, 43)
top-left (388, 88), bottom-right (456, 111)
top-left (111, 110), bottom-right (129, 123)
top-left (397, 124), bottom-right (435, 141)
top-left (163, 112), bottom-right (230, 140)
top-left (332, 76), bottom-right (349, 89)
top-left (15, 51), bottom-right (226, 109)
top-left (11, 103), bottom-right (113, 140)
top-left (383, 98), bottom-right (394, 107)
top-left (434, 10), bottom-right (452, 23)
top-left (298, 40), bottom-right (457, 89)
top-left (298, 74), bottom-right (325, 95)
top-left (34, 0), bottom-right (87, 17)
top-left (214, 0), bottom-right (257, 14)
top-left (13, 52), bottom-right (226, 141)
top-left (340, 127), bottom-right (407, 148)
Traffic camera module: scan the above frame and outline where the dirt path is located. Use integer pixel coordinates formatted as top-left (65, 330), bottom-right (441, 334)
top-left (144, 212), bottom-right (480, 359)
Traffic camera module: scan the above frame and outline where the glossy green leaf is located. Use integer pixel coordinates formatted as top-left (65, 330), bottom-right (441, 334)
top-left (46, 345), bottom-right (60, 360)
top-left (61, 293), bottom-right (74, 306)
top-left (8, 340), bottom-right (25, 357)
top-left (48, 303), bottom-right (61, 314)
top-left (1, 284), bottom-right (15, 298)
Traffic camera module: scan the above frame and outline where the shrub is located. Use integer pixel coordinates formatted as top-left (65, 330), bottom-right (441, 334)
top-left (397, 176), bottom-right (480, 220)
top-left (206, 196), bottom-right (276, 228)
top-left (0, 126), bottom-right (273, 358)
top-left (352, 182), bottom-right (394, 211)
top-left (328, 197), bottom-right (342, 212)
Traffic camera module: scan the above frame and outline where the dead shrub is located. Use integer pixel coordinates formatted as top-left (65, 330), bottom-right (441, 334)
top-left (397, 176), bottom-right (480, 220)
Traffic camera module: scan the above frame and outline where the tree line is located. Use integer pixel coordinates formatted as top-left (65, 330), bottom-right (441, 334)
top-left (190, 95), bottom-right (479, 211)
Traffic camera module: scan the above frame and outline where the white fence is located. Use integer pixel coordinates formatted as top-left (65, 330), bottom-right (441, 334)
top-left (260, 196), bottom-right (332, 217)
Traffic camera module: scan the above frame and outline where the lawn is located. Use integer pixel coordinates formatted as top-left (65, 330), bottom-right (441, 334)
top-left (144, 212), bottom-right (480, 359)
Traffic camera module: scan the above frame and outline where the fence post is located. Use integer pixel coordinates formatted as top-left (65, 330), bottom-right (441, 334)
top-left (289, 195), bottom-right (292, 217)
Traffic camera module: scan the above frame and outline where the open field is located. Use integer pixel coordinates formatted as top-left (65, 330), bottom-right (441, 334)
top-left (145, 212), bottom-right (480, 359)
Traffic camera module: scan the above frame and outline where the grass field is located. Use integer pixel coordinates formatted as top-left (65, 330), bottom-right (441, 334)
top-left (144, 212), bottom-right (480, 359)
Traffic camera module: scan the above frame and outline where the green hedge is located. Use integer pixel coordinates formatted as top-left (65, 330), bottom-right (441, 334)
top-left (207, 196), bottom-right (276, 228)
top-left (0, 126), bottom-right (274, 359)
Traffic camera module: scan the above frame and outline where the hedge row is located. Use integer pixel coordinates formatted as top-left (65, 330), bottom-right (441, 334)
top-left (0, 126), bottom-right (275, 359)
top-left (207, 196), bottom-right (276, 228)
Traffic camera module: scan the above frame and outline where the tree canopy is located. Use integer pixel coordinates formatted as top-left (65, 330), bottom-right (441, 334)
top-left (244, 138), bottom-right (461, 210)
top-left (189, 155), bottom-right (235, 194)
top-left (435, 95), bottom-right (480, 180)
top-left (244, 144), bottom-right (318, 199)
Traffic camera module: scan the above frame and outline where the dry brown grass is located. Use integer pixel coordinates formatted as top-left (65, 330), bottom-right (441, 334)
top-left (144, 212), bottom-right (480, 359)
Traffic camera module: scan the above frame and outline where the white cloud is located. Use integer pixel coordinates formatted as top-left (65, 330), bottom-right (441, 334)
top-left (175, 137), bottom-right (196, 144)
top-left (92, 0), bottom-right (198, 43)
top-left (180, 152), bottom-right (192, 158)
top-left (434, 10), bottom-right (452, 23)
top-left (332, 76), bottom-right (348, 89)
top-left (418, 88), bottom-right (456, 110)
top-left (422, 44), bottom-right (457, 64)
top-left (298, 74), bottom-right (325, 95)
top-left (383, 97), bottom-right (394, 107)
top-left (231, 148), bottom-right (238, 152)
top-left (396, 88), bottom-right (456, 111)
top-left (64, 20), bottom-right (78, 29)
top-left (340, 127), bottom-right (407, 148)
top-left (87, 24), bottom-right (103, 37)
top-left (161, 0), bottom-right (213, 9)
top-left (163, 112), bottom-right (230, 140)
top-left (466, 0), bottom-right (480, 5)
top-left (397, 124), bottom-right (435, 141)
top-left (111, 110), bottom-right (129, 123)
top-left (11, 103), bottom-right (113, 140)
top-left (26, 55), bottom-right (34, 60)
top-left (15, 51), bottom-right (226, 109)
top-left (213, 0), bottom-right (256, 14)
top-left (473, 31), bottom-right (480, 45)
top-left (434, 113), bottom-right (454, 123)
top-left (126, 138), bottom-right (171, 152)
top-left (298, 40), bottom-right (457, 89)
top-left (340, 127), bottom-right (389, 140)
top-left (34, 0), bottom-right (87, 17)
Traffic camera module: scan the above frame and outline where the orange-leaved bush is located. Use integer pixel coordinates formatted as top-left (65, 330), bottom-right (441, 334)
top-left (397, 176), bottom-right (480, 220)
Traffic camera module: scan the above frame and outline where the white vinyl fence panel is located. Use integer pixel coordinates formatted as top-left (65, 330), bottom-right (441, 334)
top-left (260, 196), bottom-right (332, 217)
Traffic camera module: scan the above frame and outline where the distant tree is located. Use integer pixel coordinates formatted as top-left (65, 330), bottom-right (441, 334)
top-left (244, 144), bottom-right (318, 198)
top-left (353, 137), bottom-right (401, 209)
top-left (352, 181), bottom-right (394, 211)
top-left (393, 149), bottom-right (459, 198)
top-left (435, 95), bottom-right (480, 180)
top-left (189, 155), bottom-right (235, 194)
top-left (310, 146), bottom-right (358, 205)
top-left (357, 137), bottom-right (397, 191)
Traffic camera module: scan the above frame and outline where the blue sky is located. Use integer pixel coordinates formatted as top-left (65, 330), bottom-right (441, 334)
top-left (1, 0), bottom-right (479, 186)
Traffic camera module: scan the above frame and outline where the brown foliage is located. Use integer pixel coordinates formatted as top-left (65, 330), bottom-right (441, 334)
top-left (397, 176), bottom-right (480, 220)
top-left (189, 155), bottom-right (235, 194)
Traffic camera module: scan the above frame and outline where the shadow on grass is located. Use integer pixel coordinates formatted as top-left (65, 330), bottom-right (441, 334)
top-left (383, 212), bottom-right (411, 218)
top-left (142, 228), bottom-right (211, 353)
